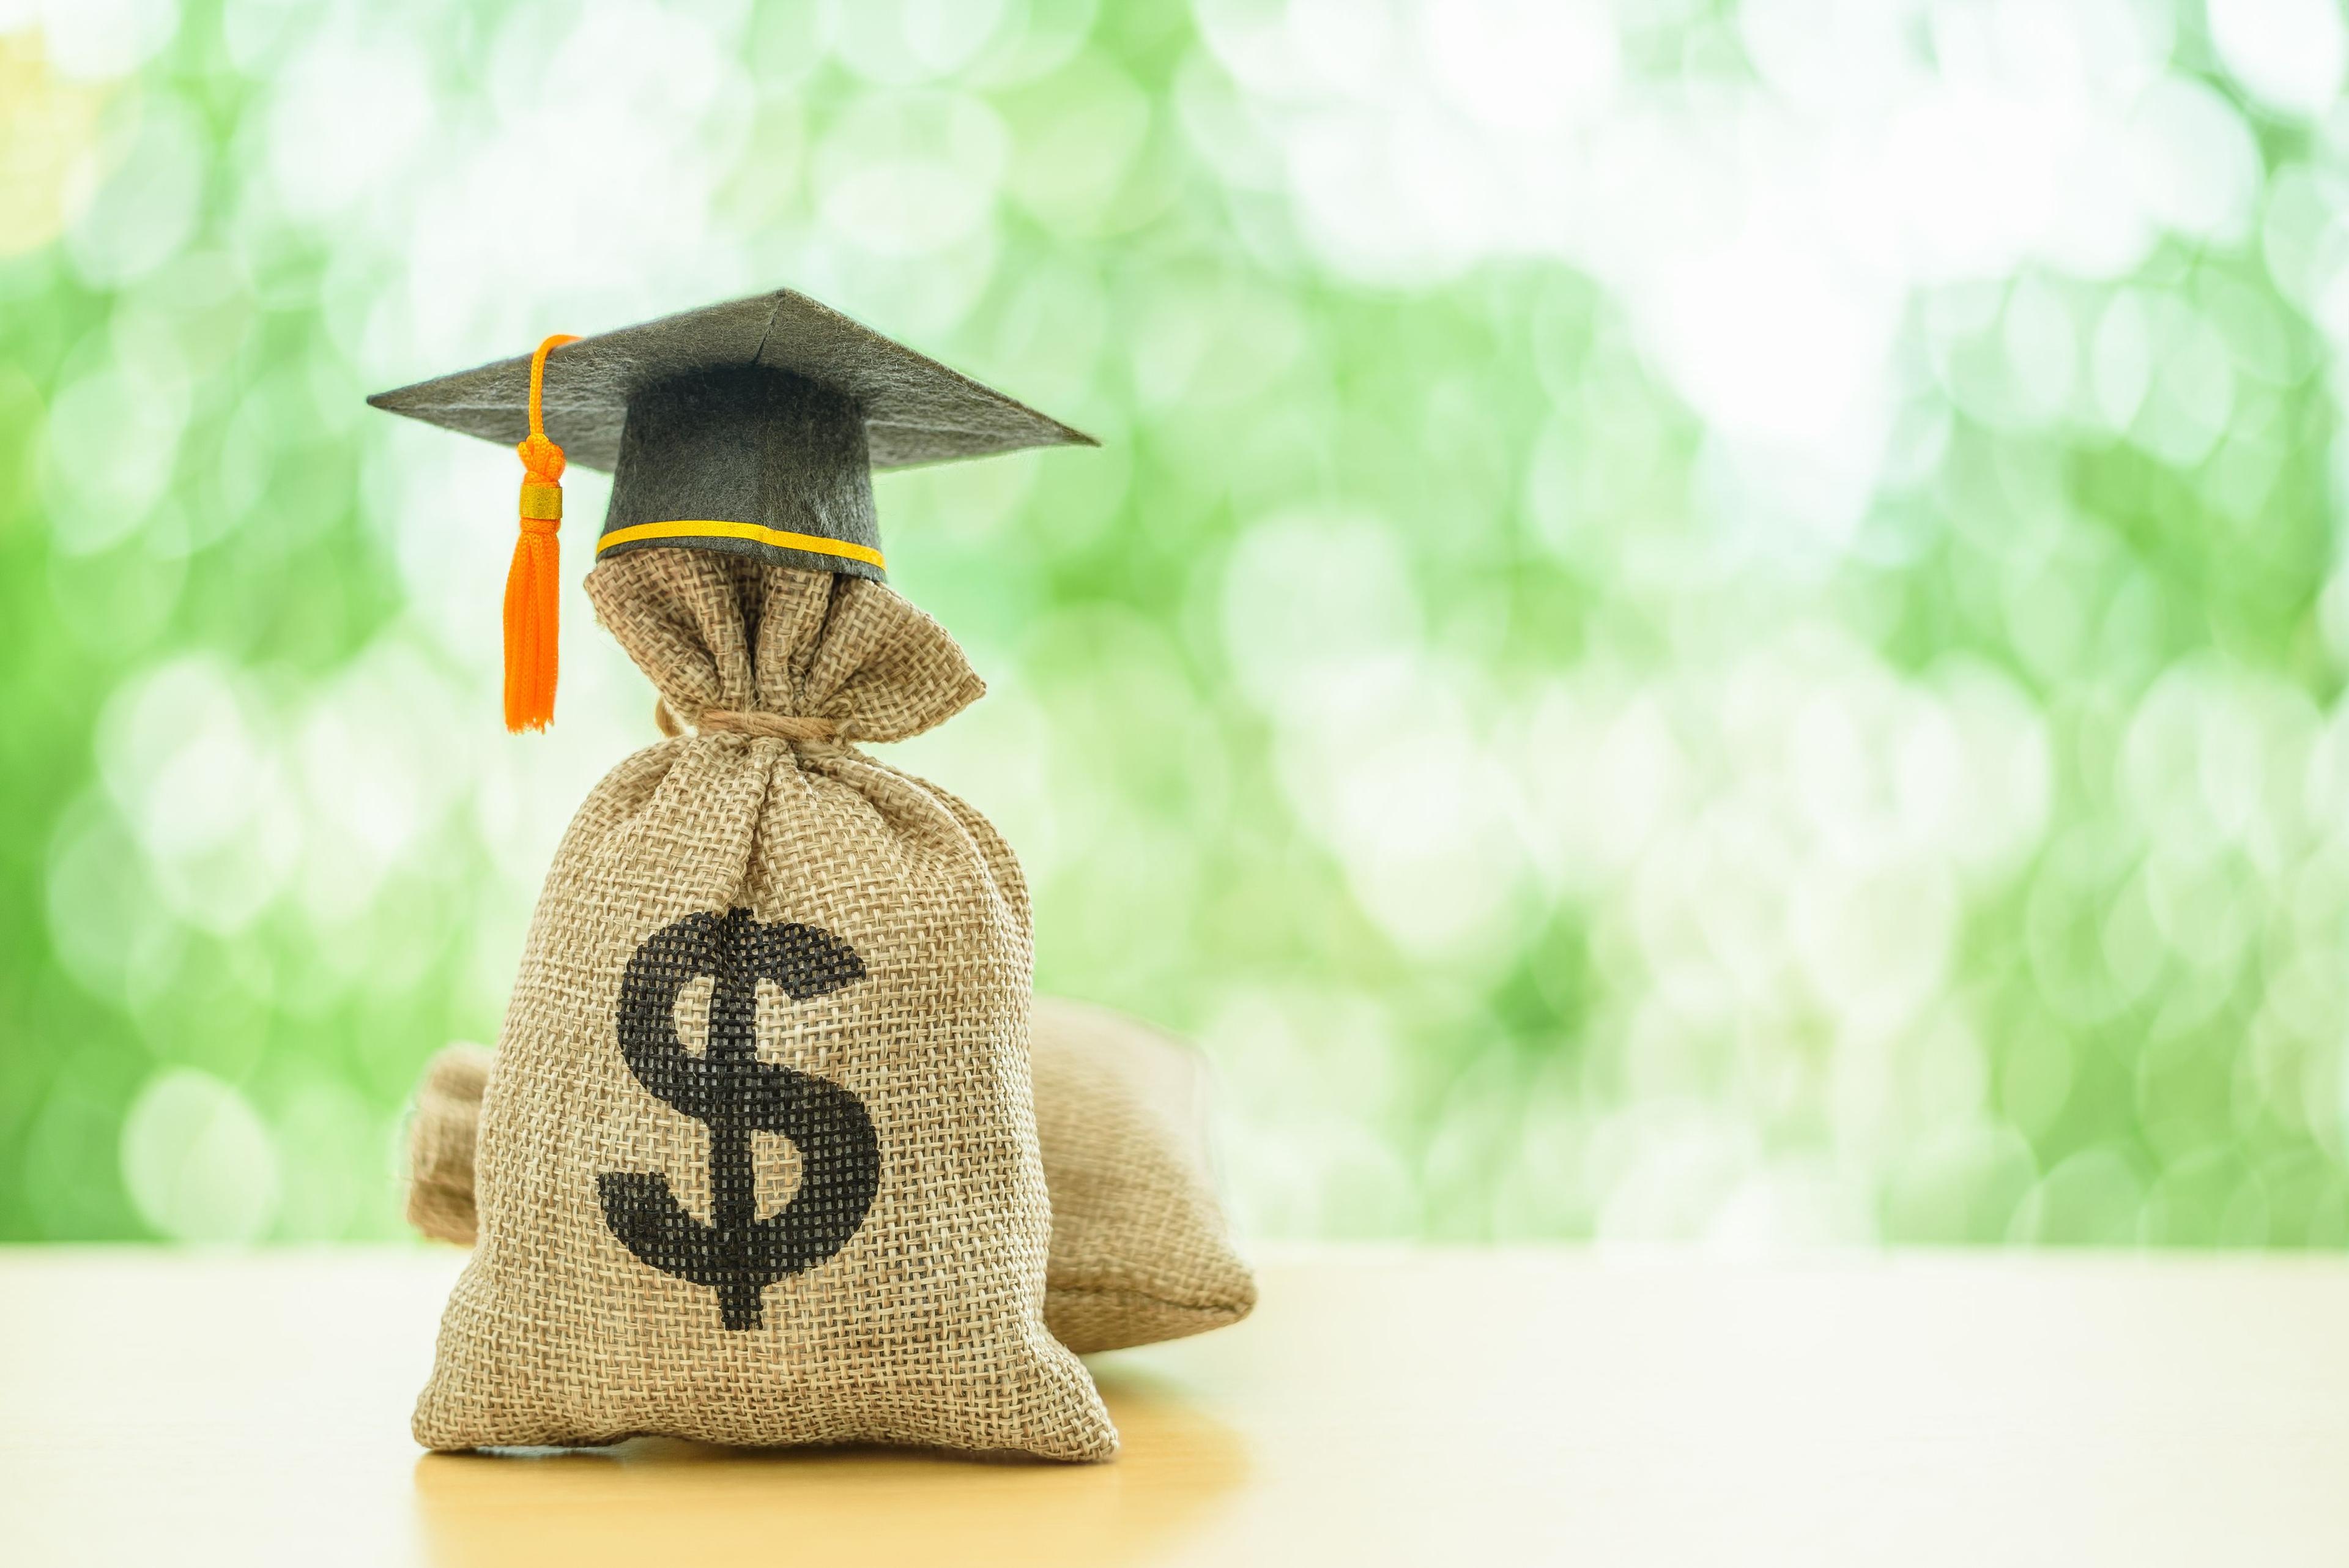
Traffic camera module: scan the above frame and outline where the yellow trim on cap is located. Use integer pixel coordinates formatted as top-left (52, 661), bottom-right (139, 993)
top-left (595, 520), bottom-right (886, 570)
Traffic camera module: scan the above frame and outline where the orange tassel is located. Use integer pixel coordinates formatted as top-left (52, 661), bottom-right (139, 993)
top-left (504, 333), bottom-right (579, 732)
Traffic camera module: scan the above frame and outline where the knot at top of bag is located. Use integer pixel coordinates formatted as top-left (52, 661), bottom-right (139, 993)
top-left (585, 549), bottom-right (983, 746)
top-left (652, 701), bottom-right (851, 748)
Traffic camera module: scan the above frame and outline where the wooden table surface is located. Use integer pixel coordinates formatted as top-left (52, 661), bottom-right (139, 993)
top-left (6, 1246), bottom-right (2349, 1566)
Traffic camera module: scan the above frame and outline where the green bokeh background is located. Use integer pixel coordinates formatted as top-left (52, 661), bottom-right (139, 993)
top-left (7, 0), bottom-right (2349, 1248)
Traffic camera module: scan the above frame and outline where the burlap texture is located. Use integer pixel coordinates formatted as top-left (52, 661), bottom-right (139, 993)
top-left (1030, 998), bottom-right (1256, 1354)
top-left (406, 1042), bottom-right (491, 1246)
top-left (414, 553), bottom-right (1114, 1460)
top-left (406, 1003), bottom-right (1256, 1353)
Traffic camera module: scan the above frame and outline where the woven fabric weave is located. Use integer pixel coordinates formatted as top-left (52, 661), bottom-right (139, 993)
top-left (1031, 997), bottom-right (1256, 1353)
top-left (412, 554), bottom-right (1115, 1460)
top-left (407, 1001), bottom-right (1256, 1353)
top-left (406, 1043), bottom-right (491, 1246)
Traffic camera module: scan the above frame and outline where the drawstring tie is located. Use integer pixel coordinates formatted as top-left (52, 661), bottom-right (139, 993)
top-left (654, 699), bottom-right (852, 745)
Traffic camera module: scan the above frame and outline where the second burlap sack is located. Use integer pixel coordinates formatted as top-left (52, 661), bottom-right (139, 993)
top-left (410, 997), bottom-right (1255, 1356)
top-left (1026, 998), bottom-right (1256, 1353)
top-left (414, 553), bottom-right (1113, 1459)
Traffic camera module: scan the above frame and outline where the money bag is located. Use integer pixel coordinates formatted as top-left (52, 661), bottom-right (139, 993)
top-left (411, 552), bottom-right (1115, 1459)
top-left (378, 291), bottom-right (1119, 1459)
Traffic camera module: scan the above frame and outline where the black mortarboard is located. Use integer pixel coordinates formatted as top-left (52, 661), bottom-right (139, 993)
top-left (365, 289), bottom-right (1094, 730)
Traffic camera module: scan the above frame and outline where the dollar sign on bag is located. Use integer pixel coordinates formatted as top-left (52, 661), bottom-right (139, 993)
top-left (598, 908), bottom-right (881, 1331)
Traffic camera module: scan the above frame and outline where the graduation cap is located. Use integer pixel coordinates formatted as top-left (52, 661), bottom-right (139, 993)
top-left (367, 289), bottom-right (1096, 731)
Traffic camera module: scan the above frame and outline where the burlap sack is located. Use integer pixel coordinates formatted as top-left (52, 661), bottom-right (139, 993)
top-left (414, 552), bottom-right (1115, 1460)
top-left (1028, 997), bottom-right (1256, 1353)
top-left (407, 1001), bottom-right (1256, 1353)
top-left (406, 1042), bottom-right (491, 1245)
